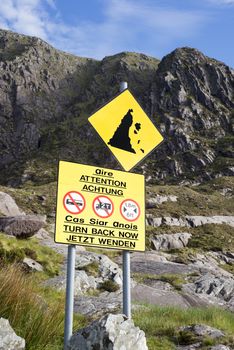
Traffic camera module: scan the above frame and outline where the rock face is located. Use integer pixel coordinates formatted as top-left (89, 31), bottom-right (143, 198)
top-left (146, 215), bottom-right (234, 228)
top-left (66, 314), bottom-right (148, 350)
top-left (177, 324), bottom-right (226, 350)
top-left (0, 318), bottom-right (25, 350)
top-left (151, 232), bottom-right (192, 250)
top-left (74, 291), bottom-right (122, 317)
top-left (47, 250), bottom-right (122, 296)
top-left (146, 194), bottom-right (177, 208)
top-left (0, 214), bottom-right (46, 238)
top-left (183, 272), bottom-right (234, 311)
top-left (179, 324), bottom-right (224, 339)
top-left (0, 29), bottom-right (233, 185)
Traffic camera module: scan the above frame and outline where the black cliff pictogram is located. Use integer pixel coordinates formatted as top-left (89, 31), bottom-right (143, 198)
top-left (108, 109), bottom-right (136, 153)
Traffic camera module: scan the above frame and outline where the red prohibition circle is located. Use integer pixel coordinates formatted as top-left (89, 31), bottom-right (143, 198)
top-left (63, 191), bottom-right (86, 214)
top-left (92, 195), bottom-right (114, 218)
top-left (120, 199), bottom-right (140, 222)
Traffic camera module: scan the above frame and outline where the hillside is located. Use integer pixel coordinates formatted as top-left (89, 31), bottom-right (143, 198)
top-left (0, 29), bottom-right (233, 350)
top-left (0, 29), bottom-right (233, 186)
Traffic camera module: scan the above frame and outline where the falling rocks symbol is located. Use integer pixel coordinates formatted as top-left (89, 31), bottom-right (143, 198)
top-left (108, 109), bottom-right (142, 154)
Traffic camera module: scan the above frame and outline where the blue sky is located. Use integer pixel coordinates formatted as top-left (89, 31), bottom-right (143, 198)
top-left (0, 0), bottom-right (233, 67)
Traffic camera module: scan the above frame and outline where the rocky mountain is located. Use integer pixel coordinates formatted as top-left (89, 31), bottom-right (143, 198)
top-left (0, 29), bottom-right (233, 186)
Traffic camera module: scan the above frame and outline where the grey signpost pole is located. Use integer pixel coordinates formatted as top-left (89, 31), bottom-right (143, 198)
top-left (64, 244), bottom-right (76, 349)
top-left (120, 81), bottom-right (131, 319)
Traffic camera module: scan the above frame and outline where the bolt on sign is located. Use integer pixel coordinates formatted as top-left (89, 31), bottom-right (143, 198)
top-left (88, 89), bottom-right (164, 171)
top-left (55, 161), bottom-right (145, 251)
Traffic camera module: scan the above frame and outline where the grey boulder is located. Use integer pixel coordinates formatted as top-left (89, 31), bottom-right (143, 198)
top-left (66, 313), bottom-right (148, 350)
top-left (151, 232), bottom-right (191, 251)
top-left (0, 318), bottom-right (25, 350)
top-left (22, 257), bottom-right (43, 272)
top-left (0, 215), bottom-right (46, 238)
top-left (179, 324), bottom-right (224, 339)
top-left (0, 192), bottom-right (22, 216)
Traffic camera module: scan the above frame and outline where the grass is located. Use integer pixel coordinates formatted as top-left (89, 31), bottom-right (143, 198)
top-left (0, 265), bottom-right (88, 350)
top-left (133, 305), bottom-right (234, 350)
top-left (0, 265), bottom-right (63, 350)
top-left (220, 263), bottom-right (234, 275)
top-left (1, 176), bottom-right (233, 224)
top-left (132, 273), bottom-right (187, 291)
top-left (98, 280), bottom-right (120, 292)
top-left (77, 261), bottom-right (100, 277)
top-left (147, 177), bottom-right (234, 217)
top-left (188, 224), bottom-right (234, 252)
top-left (86, 246), bottom-right (122, 260)
top-left (0, 182), bottom-right (57, 218)
top-left (147, 223), bottom-right (234, 254)
top-left (0, 233), bottom-right (63, 277)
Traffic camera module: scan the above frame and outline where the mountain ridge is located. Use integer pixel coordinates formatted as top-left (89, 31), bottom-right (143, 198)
top-left (0, 29), bottom-right (233, 186)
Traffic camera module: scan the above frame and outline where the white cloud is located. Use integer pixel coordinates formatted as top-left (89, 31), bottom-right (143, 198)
top-left (0, 0), bottom-right (207, 59)
top-left (206, 0), bottom-right (234, 4)
top-left (0, 0), bottom-right (50, 39)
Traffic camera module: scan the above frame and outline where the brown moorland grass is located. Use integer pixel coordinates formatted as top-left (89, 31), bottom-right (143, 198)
top-left (0, 265), bottom-right (65, 350)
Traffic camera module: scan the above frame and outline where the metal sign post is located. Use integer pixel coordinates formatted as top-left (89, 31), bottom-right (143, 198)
top-left (64, 244), bottom-right (76, 349)
top-left (54, 76), bottom-right (163, 347)
top-left (120, 81), bottom-right (131, 319)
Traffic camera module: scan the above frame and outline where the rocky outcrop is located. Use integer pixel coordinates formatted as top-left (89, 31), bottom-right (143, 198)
top-left (35, 228), bottom-right (85, 255)
top-left (151, 232), bottom-right (191, 250)
top-left (0, 318), bottom-right (25, 350)
top-left (146, 194), bottom-right (177, 208)
top-left (0, 30), bottom-right (233, 185)
top-left (0, 192), bottom-right (22, 216)
top-left (0, 215), bottom-right (46, 238)
top-left (126, 251), bottom-right (234, 311)
top-left (176, 324), bottom-right (226, 350)
top-left (149, 47), bottom-right (234, 182)
top-left (46, 250), bottom-right (122, 295)
top-left (146, 215), bottom-right (234, 227)
top-left (132, 283), bottom-right (191, 309)
top-left (179, 324), bottom-right (224, 339)
top-left (177, 345), bottom-right (231, 350)
top-left (183, 272), bottom-right (234, 311)
top-left (74, 291), bottom-right (122, 317)
top-left (66, 314), bottom-right (148, 350)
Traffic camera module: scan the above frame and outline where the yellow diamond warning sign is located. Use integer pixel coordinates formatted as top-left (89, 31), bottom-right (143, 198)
top-left (55, 161), bottom-right (145, 251)
top-left (88, 89), bottom-right (164, 171)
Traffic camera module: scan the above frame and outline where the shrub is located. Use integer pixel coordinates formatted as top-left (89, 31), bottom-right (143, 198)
top-left (98, 280), bottom-right (120, 292)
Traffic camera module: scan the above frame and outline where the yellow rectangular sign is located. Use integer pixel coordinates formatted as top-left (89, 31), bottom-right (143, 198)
top-left (88, 89), bottom-right (164, 171)
top-left (55, 161), bottom-right (145, 251)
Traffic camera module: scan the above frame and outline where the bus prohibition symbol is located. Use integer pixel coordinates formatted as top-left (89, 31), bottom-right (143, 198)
top-left (63, 191), bottom-right (86, 214)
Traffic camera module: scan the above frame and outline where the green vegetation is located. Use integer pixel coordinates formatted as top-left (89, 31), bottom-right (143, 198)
top-left (188, 224), bottom-right (234, 252)
top-left (133, 305), bottom-right (234, 350)
top-left (147, 177), bottom-right (234, 217)
top-left (219, 263), bottom-right (234, 275)
top-left (0, 182), bottom-right (57, 217)
top-left (86, 246), bottom-right (122, 259)
top-left (0, 233), bottom-right (63, 277)
top-left (98, 280), bottom-right (120, 292)
top-left (133, 273), bottom-right (187, 291)
top-left (147, 223), bottom-right (234, 256)
top-left (78, 261), bottom-right (100, 277)
top-left (0, 265), bottom-right (87, 350)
